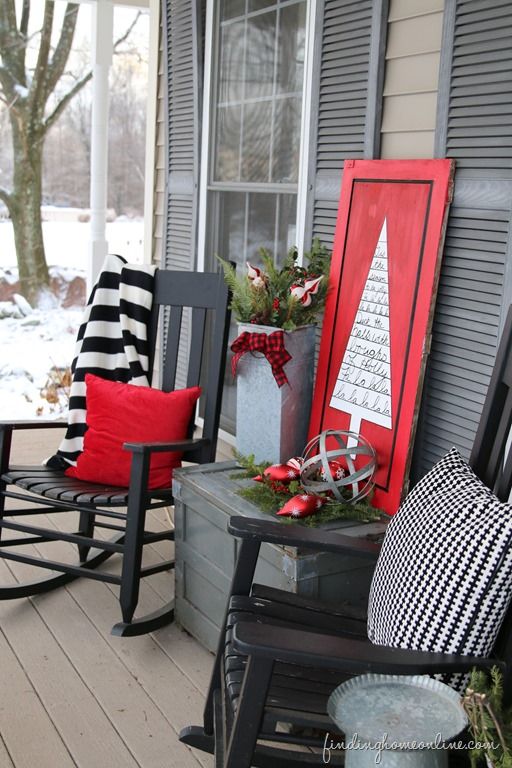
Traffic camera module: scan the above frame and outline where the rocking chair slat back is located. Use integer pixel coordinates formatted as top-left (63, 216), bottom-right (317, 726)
top-left (187, 307), bottom-right (207, 389)
top-left (154, 269), bottom-right (231, 464)
top-left (160, 304), bottom-right (184, 391)
top-left (470, 307), bottom-right (512, 501)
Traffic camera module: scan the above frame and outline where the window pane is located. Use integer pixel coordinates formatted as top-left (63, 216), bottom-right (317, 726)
top-left (215, 104), bottom-right (241, 181)
top-left (277, 3), bottom-right (306, 93)
top-left (247, 193), bottom-right (277, 258)
top-left (244, 11), bottom-right (276, 100)
top-left (216, 191), bottom-right (246, 260)
top-left (219, 20), bottom-right (245, 103)
top-left (277, 194), bottom-right (297, 253)
top-left (208, 191), bottom-right (298, 270)
top-left (272, 96), bottom-right (302, 182)
top-left (220, 0), bottom-right (245, 20)
top-left (241, 100), bottom-right (272, 181)
top-left (248, 0), bottom-right (276, 14)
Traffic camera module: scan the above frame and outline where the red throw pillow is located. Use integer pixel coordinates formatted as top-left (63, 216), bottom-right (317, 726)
top-left (65, 374), bottom-right (201, 489)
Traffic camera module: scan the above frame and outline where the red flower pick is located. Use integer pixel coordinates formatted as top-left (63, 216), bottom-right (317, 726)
top-left (289, 275), bottom-right (323, 307)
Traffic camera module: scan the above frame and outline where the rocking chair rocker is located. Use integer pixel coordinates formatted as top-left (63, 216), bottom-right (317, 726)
top-left (180, 305), bottom-right (512, 767)
top-left (0, 268), bottom-right (231, 637)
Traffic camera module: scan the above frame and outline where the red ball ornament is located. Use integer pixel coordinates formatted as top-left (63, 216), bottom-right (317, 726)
top-left (263, 458), bottom-right (302, 484)
top-left (320, 460), bottom-right (345, 482)
top-left (277, 493), bottom-right (327, 519)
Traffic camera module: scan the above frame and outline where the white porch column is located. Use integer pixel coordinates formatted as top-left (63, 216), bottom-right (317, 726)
top-left (88, 0), bottom-right (114, 291)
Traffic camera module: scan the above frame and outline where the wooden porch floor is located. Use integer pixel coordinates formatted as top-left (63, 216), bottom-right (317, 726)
top-left (0, 428), bottom-right (219, 768)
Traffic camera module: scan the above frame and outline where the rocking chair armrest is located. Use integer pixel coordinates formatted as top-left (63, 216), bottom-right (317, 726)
top-left (227, 516), bottom-right (382, 559)
top-left (232, 622), bottom-right (501, 676)
top-left (123, 437), bottom-right (210, 455)
top-left (0, 420), bottom-right (66, 430)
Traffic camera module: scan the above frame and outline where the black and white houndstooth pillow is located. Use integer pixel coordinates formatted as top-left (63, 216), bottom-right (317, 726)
top-left (367, 447), bottom-right (512, 687)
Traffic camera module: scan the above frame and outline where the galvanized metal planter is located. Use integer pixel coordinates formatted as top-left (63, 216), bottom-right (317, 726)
top-left (235, 323), bottom-right (316, 464)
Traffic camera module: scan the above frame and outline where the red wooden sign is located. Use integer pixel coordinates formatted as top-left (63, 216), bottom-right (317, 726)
top-left (309, 159), bottom-right (454, 515)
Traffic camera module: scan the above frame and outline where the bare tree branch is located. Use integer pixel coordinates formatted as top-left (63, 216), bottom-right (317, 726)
top-left (43, 3), bottom-right (79, 100)
top-left (0, 90), bottom-right (22, 116)
top-left (43, 9), bottom-right (141, 134)
top-left (0, 63), bottom-right (21, 104)
top-left (20, 0), bottom-right (30, 39)
top-left (0, 0), bottom-right (26, 86)
top-left (44, 70), bottom-right (92, 133)
top-left (0, 0), bottom-right (17, 40)
top-left (0, 186), bottom-right (13, 209)
top-left (113, 11), bottom-right (142, 52)
top-left (31, 1), bottom-right (54, 105)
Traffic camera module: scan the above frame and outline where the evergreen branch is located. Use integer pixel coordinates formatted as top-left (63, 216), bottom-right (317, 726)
top-left (465, 668), bottom-right (512, 767)
top-left (44, 70), bottom-right (92, 133)
top-left (232, 449), bottom-right (271, 476)
top-left (236, 484), bottom-right (381, 527)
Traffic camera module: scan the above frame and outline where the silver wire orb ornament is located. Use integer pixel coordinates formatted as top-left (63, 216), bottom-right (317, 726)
top-left (300, 429), bottom-right (376, 503)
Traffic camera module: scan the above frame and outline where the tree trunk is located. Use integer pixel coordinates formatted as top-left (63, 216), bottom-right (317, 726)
top-left (10, 135), bottom-right (50, 307)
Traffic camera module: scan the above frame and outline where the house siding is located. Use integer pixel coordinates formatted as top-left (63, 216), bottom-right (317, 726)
top-left (380, 0), bottom-right (444, 158)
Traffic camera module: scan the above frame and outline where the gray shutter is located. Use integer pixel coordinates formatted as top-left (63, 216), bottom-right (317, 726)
top-left (308, 0), bottom-right (388, 248)
top-left (412, 0), bottom-right (512, 479)
top-left (161, 0), bottom-right (202, 385)
top-left (162, 0), bottom-right (201, 270)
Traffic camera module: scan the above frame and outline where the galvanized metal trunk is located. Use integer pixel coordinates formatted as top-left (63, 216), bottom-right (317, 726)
top-left (172, 461), bottom-right (386, 652)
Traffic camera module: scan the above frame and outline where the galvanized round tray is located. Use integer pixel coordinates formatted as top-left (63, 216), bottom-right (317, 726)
top-left (327, 673), bottom-right (467, 745)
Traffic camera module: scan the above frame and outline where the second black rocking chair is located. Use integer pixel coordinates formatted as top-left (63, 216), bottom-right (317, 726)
top-left (0, 268), bottom-right (231, 636)
top-left (181, 304), bottom-right (512, 767)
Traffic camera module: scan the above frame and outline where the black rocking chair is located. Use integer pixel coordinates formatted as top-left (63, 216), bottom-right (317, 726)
top-left (180, 305), bottom-right (512, 767)
top-left (0, 269), bottom-right (231, 636)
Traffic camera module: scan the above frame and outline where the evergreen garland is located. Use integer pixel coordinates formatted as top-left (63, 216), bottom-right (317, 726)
top-left (231, 451), bottom-right (383, 527)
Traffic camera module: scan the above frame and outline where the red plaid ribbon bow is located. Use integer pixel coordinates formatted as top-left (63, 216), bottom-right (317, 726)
top-left (230, 330), bottom-right (292, 387)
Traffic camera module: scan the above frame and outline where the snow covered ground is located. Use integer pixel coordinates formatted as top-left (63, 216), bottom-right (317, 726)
top-left (0, 218), bottom-right (144, 420)
top-left (0, 218), bottom-right (145, 269)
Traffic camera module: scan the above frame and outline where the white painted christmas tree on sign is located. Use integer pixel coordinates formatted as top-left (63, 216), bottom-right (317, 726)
top-left (330, 218), bottom-right (392, 437)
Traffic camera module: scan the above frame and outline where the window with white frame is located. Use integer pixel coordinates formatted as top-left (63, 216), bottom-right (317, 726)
top-left (203, 0), bottom-right (308, 432)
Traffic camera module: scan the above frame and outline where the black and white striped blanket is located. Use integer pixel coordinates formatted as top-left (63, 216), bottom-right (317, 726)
top-left (47, 254), bottom-right (156, 469)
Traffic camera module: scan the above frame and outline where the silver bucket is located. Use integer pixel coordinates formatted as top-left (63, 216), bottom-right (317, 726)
top-left (235, 323), bottom-right (316, 464)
